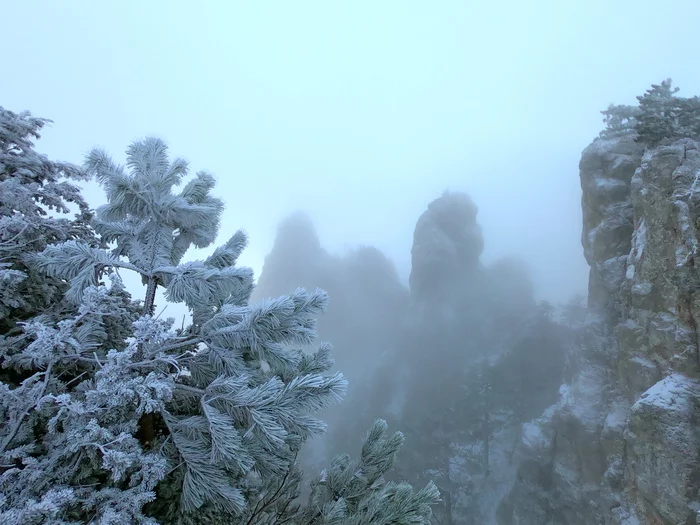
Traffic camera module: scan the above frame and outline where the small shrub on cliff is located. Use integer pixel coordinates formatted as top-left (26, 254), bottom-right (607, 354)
top-left (599, 103), bottom-right (639, 138)
top-left (634, 79), bottom-right (700, 145)
top-left (600, 79), bottom-right (700, 146)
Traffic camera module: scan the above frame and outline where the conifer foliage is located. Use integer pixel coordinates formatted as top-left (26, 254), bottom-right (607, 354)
top-left (600, 78), bottom-right (700, 145)
top-left (634, 79), bottom-right (700, 145)
top-left (0, 107), bottom-right (98, 334)
top-left (0, 112), bottom-right (438, 524)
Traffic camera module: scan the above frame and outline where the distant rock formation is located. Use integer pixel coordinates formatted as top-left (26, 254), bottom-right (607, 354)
top-left (252, 211), bottom-right (330, 297)
top-left (375, 191), bottom-right (565, 524)
top-left (500, 137), bottom-right (700, 524)
top-left (254, 195), bottom-right (569, 525)
top-left (407, 192), bottom-right (537, 357)
top-left (409, 191), bottom-right (484, 303)
top-left (252, 210), bottom-right (408, 385)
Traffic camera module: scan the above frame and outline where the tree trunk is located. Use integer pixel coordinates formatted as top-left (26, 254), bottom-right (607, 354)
top-left (144, 275), bottom-right (157, 316)
top-left (138, 275), bottom-right (158, 447)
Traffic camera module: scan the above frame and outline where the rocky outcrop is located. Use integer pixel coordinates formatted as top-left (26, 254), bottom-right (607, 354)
top-left (409, 191), bottom-right (484, 303)
top-left (252, 211), bottom-right (409, 379)
top-left (500, 138), bottom-right (700, 524)
top-left (626, 373), bottom-right (700, 524)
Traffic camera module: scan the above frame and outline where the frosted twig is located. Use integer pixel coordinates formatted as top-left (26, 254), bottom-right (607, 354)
top-left (0, 362), bottom-right (53, 454)
top-left (0, 224), bottom-right (29, 248)
top-left (175, 384), bottom-right (206, 396)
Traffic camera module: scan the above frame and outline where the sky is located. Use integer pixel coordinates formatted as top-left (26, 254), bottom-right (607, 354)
top-left (4, 0), bottom-right (700, 313)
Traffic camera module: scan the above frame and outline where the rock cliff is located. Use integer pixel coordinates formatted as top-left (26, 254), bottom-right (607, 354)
top-left (409, 191), bottom-right (484, 304)
top-left (499, 137), bottom-right (700, 524)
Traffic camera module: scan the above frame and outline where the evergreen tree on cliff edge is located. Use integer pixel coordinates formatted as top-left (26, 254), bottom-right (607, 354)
top-left (601, 78), bottom-right (700, 145)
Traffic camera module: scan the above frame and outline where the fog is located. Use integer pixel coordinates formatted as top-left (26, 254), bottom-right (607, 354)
top-left (4, 1), bottom-right (700, 522)
top-left (7, 0), bottom-right (700, 313)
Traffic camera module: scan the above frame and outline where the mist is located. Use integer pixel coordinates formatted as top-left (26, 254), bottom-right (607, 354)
top-left (249, 189), bottom-right (573, 521)
top-left (4, 1), bottom-right (700, 524)
top-left (10, 0), bottom-right (700, 311)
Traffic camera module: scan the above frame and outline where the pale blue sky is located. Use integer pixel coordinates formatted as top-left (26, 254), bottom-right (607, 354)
top-left (5, 0), bottom-right (700, 310)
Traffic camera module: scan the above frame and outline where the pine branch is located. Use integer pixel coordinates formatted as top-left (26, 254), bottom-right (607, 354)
top-left (0, 223), bottom-right (29, 248)
top-left (244, 453), bottom-right (297, 525)
top-left (175, 384), bottom-right (206, 396)
top-left (0, 362), bottom-right (52, 454)
top-left (274, 497), bottom-right (297, 525)
top-left (160, 336), bottom-right (202, 354)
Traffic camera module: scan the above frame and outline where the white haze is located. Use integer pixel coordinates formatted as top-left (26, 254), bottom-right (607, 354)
top-left (4, 0), bottom-right (700, 320)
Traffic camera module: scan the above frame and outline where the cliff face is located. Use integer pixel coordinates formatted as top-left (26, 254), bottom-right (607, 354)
top-left (499, 138), bottom-right (700, 524)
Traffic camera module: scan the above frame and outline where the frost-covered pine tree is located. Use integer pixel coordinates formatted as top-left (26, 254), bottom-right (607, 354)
top-left (599, 103), bottom-right (639, 139)
top-left (0, 110), bottom-right (141, 524)
top-left (1, 134), bottom-right (438, 524)
top-left (0, 106), bottom-right (98, 336)
top-left (599, 80), bottom-right (700, 146)
top-left (634, 78), bottom-right (682, 145)
top-left (634, 79), bottom-right (700, 145)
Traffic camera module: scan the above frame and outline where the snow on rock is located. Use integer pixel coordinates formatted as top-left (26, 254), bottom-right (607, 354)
top-left (520, 410), bottom-right (554, 451)
top-left (632, 372), bottom-right (698, 415)
top-left (559, 364), bottom-right (608, 432)
top-left (520, 421), bottom-right (545, 449)
top-left (595, 177), bottom-right (629, 190)
top-left (629, 282), bottom-right (651, 295)
top-left (602, 401), bottom-right (628, 438)
top-left (674, 199), bottom-right (699, 267)
top-left (629, 217), bottom-right (646, 262)
top-left (626, 373), bottom-right (700, 524)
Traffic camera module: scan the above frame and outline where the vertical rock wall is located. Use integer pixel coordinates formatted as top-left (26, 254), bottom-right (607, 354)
top-left (499, 138), bottom-right (700, 525)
